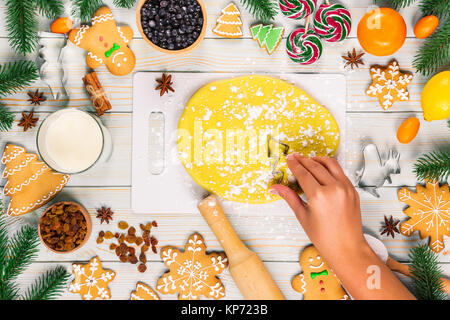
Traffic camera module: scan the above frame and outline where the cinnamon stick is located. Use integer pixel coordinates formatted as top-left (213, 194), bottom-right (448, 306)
top-left (82, 72), bottom-right (112, 116)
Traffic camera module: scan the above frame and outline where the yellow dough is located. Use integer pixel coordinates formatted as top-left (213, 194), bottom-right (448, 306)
top-left (177, 75), bottom-right (340, 203)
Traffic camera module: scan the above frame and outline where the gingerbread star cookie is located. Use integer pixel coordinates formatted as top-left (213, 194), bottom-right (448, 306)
top-left (366, 60), bottom-right (413, 110)
top-left (1, 144), bottom-right (69, 216)
top-left (131, 282), bottom-right (160, 300)
top-left (398, 181), bottom-right (450, 253)
top-left (292, 245), bottom-right (349, 300)
top-left (68, 6), bottom-right (135, 76)
top-left (156, 233), bottom-right (228, 300)
top-left (69, 256), bottom-right (116, 300)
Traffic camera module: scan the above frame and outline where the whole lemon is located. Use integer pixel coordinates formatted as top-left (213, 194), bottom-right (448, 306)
top-left (421, 71), bottom-right (450, 121)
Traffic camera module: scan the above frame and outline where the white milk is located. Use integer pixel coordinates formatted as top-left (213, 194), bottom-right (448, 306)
top-left (37, 109), bottom-right (104, 173)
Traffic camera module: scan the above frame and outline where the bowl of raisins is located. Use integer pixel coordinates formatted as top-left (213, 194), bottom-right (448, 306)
top-left (137, 0), bottom-right (207, 53)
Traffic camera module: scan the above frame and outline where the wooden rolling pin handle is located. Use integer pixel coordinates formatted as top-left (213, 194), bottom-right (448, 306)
top-left (387, 257), bottom-right (450, 295)
top-left (198, 195), bottom-right (285, 300)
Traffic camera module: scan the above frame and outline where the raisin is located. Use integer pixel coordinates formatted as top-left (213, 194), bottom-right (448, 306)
top-left (118, 221), bottom-right (129, 230)
top-left (138, 263), bottom-right (147, 273)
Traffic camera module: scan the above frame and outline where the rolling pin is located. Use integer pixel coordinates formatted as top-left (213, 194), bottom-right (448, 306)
top-left (198, 195), bottom-right (285, 300)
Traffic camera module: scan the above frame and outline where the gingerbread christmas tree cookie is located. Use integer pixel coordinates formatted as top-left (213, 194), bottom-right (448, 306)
top-left (292, 245), bottom-right (349, 300)
top-left (69, 256), bottom-right (116, 300)
top-left (156, 233), bottom-right (228, 300)
top-left (68, 7), bottom-right (135, 76)
top-left (366, 60), bottom-right (413, 110)
top-left (213, 3), bottom-right (243, 38)
top-left (1, 144), bottom-right (69, 216)
top-left (398, 181), bottom-right (450, 253)
top-left (131, 282), bottom-right (160, 300)
top-left (250, 24), bottom-right (284, 55)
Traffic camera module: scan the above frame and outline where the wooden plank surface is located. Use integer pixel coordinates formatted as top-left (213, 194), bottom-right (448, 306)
top-left (0, 0), bottom-right (449, 300)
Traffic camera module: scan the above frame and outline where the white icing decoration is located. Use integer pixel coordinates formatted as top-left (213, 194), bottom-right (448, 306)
top-left (88, 52), bottom-right (103, 64)
top-left (117, 27), bottom-right (129, 43)
top-left (92, 13), bottom-right (114, 25)
top-left (112, 51), bottom-right (124, 64)
top-left (74, 25), bottom-right (90, 46)
top-left (308, 261), bottom-right (325, 269)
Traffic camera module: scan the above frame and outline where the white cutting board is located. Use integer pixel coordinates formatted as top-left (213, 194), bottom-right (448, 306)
top-left (132, 72), bottom-right (346, 214)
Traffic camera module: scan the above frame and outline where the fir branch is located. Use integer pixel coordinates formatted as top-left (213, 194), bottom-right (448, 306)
top-left (23, 266), bottom-right (71, 300)
top-left (0, 210), bottom-right (20, 301)
top-left (113, 0), bottom-right (137, 9)
top-left (413, 148), bottom-right (450, 182)
top-left (5, 0), bottom-right (39, 55)
top-left (34, 0), bottom-right (65, 19)
top-left (420, 0), bottom-right (450, 19)
top-left (0, 61), bottom-right (39, 97)
top-left (0, 105), bottom-right (15, 131)
top-left (375, 0), bottom-right (416, 9)
top-left (409, 245), bottom-right (446, 300)
top-left (239, 0), bottom-right (278, 22)
top-left (71, 0), bottom-right (104, 22)
top-left (413, 20), bottom-right (450, 76)
top-left (3, 225), bottom-right (40, 282)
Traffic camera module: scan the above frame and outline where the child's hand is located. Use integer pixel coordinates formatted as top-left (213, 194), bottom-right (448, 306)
top-left (270, 153), bottom-right (367, 262)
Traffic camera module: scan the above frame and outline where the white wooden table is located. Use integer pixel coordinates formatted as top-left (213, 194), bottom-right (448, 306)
top-left (0, 0), bottom-right (449, 300)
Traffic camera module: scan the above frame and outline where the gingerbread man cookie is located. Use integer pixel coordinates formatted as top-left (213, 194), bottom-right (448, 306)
top-left (292, 245), bottom-right (349, 300)
top-left (69, 7), bottom-right (135, 76)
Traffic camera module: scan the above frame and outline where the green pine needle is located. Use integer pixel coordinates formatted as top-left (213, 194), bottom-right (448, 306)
top-left (239, 0), bottom-right (278, 22)
top-left (0, 61), bottom-right (39, 97)
top-left (71, 0), bottom-right (104, 22)
top-left (413, 20), bottom-right (450, 76)
top-left (23, 266), bottom-right (71, 300)
top-left (409, 245), bottom-right (447, 300)
top-left (0, 105), bottom-right (15, 131)
top-left (420, 0), bottom-right (450, 19)
top-left (0, 208), bottom-right (20, 301)
top-left (5, 0), bottom-right (39, 55)
top-left (4, 225), bottom-right (40, 282)
top-left (413, 148), bottom-right (450, 182)
top-left (34, 0), bottom-right (65, 19)
top-left (113, 0), bottom-right (137, 9)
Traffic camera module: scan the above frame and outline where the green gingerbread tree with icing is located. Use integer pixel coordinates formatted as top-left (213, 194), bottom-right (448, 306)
top-left (250, 24), bottom-right (284, 55)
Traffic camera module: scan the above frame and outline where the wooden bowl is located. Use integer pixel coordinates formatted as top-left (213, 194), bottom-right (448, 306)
top-left (38, 201), bottom-right (92, 254)
top-left (136, 0), bottom-right (207, 54)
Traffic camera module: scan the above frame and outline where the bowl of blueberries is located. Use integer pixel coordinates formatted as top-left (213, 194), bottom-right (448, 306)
top-left (137, 0), bottom-right (207, 53)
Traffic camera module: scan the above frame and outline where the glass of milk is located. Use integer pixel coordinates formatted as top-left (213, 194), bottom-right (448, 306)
top-left (37, 108), bottom-right (112, 174)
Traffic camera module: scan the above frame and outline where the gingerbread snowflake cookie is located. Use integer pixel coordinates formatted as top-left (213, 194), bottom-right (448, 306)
top-left (292, 245), bottom-right (349, 300)
top-left (156, 233), bottom-right (228, 300)
top-left (399, 181), bottom-right (450, 253)
top-left (69, 256), bottom-right (116, 300)
top-left (131, 282), bottom-right (160, 300)
top-left (68, 7), bottom-right (135, 76)
top-left (366, 60), bottom-right (413, 110)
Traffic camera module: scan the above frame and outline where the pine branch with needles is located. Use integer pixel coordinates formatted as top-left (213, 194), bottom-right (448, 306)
top-left (0, 61), bottom-right (39, 97)
top-left (23, 266), bottom-right (71, 300)
top-left (0, 202), bottom-right (70, 300)
top-left (5, 0), bottom-right (39, 55)
top-left (409, 245), bottom-right (447, 300)
top-left (71, 0), bottom-right (103, 22)
top-left (34, 0), bottom-right (65, 19)
top-left (413, 20), bottom-right (450, 76)
top-left (239, 0), bottom-right (278, 22)
top-left (413, 148), bottom-right (450, 182)
top-left (419, 0), bottom-right (450, 19)
top-left (113, 0), bottom-right (137, 9)
top-left (0, 105), bottom-right (15, 131)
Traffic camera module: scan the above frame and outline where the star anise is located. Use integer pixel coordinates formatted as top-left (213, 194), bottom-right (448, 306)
top-left (342, 48), bottom-right (365, 70)
top-left (18, 111), bottom-right (39, 132)
top-left (27, 89), bottom-right (46, 106)
top-left (380, 215), bottom-right (400, 238)
top-left (96, 207), bottom-right (114, 224)
top-left (155, 73), bottom-right (175, 97)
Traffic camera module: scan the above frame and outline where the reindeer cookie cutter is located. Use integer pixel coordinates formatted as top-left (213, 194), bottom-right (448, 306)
top-left (355, 144), bottom-right (401, 198)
